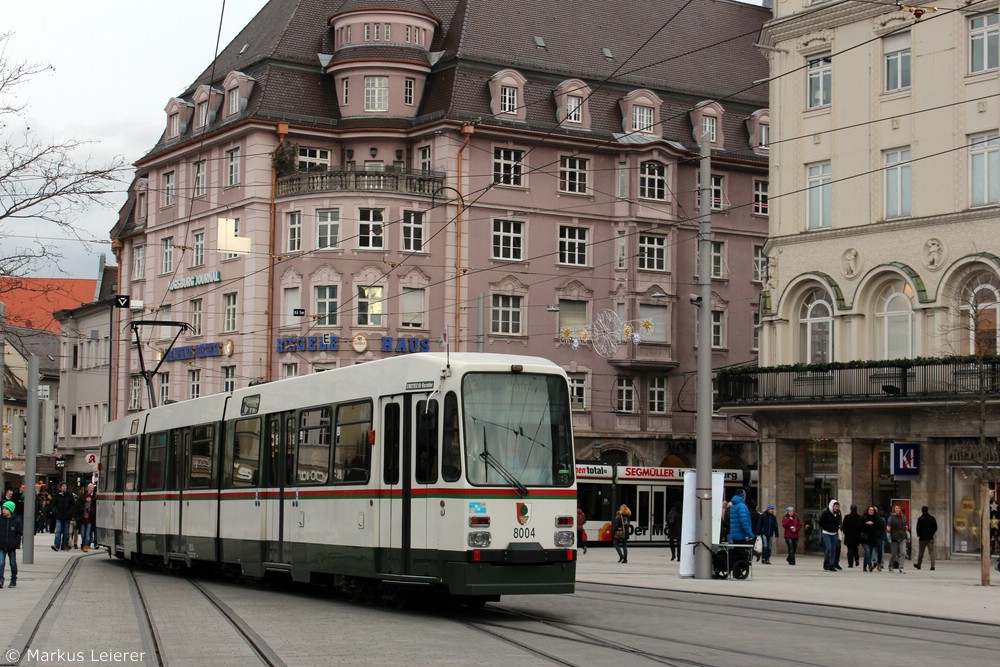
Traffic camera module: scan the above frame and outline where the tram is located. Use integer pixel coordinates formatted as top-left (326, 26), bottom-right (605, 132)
top-left (96, 353), bottom-right (577, 602)
top-left (577, 464), bottom-right (753, 544)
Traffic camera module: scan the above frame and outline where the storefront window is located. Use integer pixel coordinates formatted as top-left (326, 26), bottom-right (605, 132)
top-left (950, 467), bottom-right (998, 554)
top-left (801, 439), bottom-right (838, 551)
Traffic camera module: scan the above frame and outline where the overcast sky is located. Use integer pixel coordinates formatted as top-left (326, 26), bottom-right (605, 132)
top-left (3, 1), bottom-right (270, 279)
top-left (3, 0), bottom-right (765, 280)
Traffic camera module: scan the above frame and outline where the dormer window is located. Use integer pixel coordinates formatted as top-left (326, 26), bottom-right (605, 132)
top-left (702, 116), bottom-right (717, 143)
top-left (746, 109), bottom-right (770, 153)
top-left (619, 90), bottom-right (662, 138)
top-left (489, 70), bottom-right (527, 121)
top-left (168, 113), bottom-right (180, 138)
top-left (554, 79), bottom-right (592, 128)
top-left (566, 96), bottom-right (582, 123)
top-left (222, 71), bottom-right (254, 119)
top-left (197, 101), bottom-right (208, 128)
top-left (632, 105), bottom-right (654, 132)
top-left (500, 86), bottom-right (518, 114)
top-left (690, 101), bottom-right (725, 147)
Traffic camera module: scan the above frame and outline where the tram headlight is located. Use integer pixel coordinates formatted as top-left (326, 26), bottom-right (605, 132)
top-left (468, 531), bottom-right (492, 548)
top-left (554, 530), bottom-right (575, 548)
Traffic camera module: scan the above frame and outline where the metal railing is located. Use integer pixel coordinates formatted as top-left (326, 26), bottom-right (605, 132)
top-left (276, 167), bottom-right (446, 197)
top-left (717, 359), bottom-right (1000, 406)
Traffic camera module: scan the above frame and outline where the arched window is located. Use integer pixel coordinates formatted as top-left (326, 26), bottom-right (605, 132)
top-left (875, 282), bottom-right (915, 359)
top-left (961, 273), bottom-right (1000, 355)
top-left (799, 289), bottom-right (833, 364)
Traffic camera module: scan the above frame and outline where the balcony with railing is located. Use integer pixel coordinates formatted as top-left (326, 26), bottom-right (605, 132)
top-left (716, 356), bottom-right (1000, 408)
top-left (276, 166), bottom-right (446, 198)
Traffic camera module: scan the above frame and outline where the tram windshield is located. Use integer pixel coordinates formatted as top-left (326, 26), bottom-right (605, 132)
top-left (462, 372), bottom-right (574, 488)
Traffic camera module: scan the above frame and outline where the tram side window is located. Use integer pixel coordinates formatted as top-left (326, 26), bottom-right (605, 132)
top-left (297, 407), bottom-right (331, 485)
top-left (383, 403), bottom-right (400, 485)
top-left (229, 418), bottom-right (261, 488)
top-left (441, 392), bottom-right (461, 482)
top-left (98, 444), bottom-right (118, 491)
top-left (188, 424), bottom-right (216, 489)
top-left (144, 433), bottom-right (167, 491)
top-left (334, 400), bottom-right (372, 483)
top-left (124, 439), bottom-right (139, 491)
top-left (415, 399), bottom-right (438, 484)
top-left (285, 415), bottom-right (297, 487)
top-left (107, 442), bottom-right (119, 492)
top-left (170, 431), bottom-right (183, 491)
top-left (265, 415), bottom-right (281, 488)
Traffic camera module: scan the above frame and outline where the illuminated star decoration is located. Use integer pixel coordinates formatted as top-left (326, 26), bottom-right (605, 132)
top-left (559, 309), bottom-right (655, 358)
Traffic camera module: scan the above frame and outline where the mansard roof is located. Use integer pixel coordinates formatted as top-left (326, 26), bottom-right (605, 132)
top-left (142, 0), bottom-right (769, 162)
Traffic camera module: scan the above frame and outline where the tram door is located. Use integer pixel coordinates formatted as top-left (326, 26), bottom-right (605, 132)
top-left (377, 393), bottom-right (432, 576)
top-left (263, 412), bottom-right (295, 564)
top-left (634, 485), bottom-right (669, 543)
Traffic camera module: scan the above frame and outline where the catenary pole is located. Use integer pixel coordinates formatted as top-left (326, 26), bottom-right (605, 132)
top-left (24, 355), bottom-right (39, 564)
top-left (695, 132), bottom-right (714, 579)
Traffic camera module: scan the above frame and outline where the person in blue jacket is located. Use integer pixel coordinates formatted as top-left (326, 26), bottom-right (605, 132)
top-left (728, 491), bottom-right (755, 544)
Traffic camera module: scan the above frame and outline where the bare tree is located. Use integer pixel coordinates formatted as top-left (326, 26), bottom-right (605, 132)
top-left (0, 32), bottom-right (126, 278)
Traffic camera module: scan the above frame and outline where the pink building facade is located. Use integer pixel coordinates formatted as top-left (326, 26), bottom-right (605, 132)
top-left (111, 0), bottom-right (770, 474)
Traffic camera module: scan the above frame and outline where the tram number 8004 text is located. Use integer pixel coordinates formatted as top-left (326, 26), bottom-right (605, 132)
top-left (513, 527), bottom-right (535, 539)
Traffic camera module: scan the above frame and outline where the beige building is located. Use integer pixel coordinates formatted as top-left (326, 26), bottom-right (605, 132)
top-left (719, 1), bottom-right (999, 556)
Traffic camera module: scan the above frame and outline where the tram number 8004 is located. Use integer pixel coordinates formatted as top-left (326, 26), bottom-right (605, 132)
top-left (513, 527), bottom-right (536, 539)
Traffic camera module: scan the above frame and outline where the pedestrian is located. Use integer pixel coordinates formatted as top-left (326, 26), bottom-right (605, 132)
top-left (782, 506), bottom-right (802, 565)
top-left (747, 499), bottom-right (762, 561)
top-left (758, 504), bottom-right (779, 564)
top-left (727, 491), bottom-right (754, 545)
top-left (612, 504), bottom-right (631, 564)
top-left (87, 485), bottom-right (99, 548)
top-left (79, 494), bottom-right (95, 553)
top-left (719, 501), bottom-right (732, 544)
top-left (70, 492), bottom-right (84, 549)
top-left (666, 502), bottom-right (682, 561)
top-left (51, 482), bottom-right (76, 551)
top-left (577, 506), bottom-right (588, 555)
top-left (35, 499), bottom-right (48, 534)
top-left (861, 505), bottom-right (884, 572)
top-left (13, 483), bottom-right (26, 518)
top-left (0, 501), bottom-right (22, 588)
top-left (819, 499), bottom-right (843, 571)
top-left (887, 504), bottom-right (909, 573)
top-left (913, 505), bottom-right (937, 571)
top-left (842, 504), bottom-right (863, 568)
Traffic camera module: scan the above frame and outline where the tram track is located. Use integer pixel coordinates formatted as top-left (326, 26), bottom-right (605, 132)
top-left (465, 582), bottom-right (1000, 667)
top-left (572, 582), bottom-right (1000, 652)
top-left (126, 564), bottom-right (286, 667)
top-left (477, 603), bottom-right (812, 667)
top-left (2, 551), bottom-right (93, 666)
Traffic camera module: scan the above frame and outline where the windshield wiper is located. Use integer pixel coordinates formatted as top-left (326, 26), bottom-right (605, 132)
top-left (480, 427), bottom-right (529, 497)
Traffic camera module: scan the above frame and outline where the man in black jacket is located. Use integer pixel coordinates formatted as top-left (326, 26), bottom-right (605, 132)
top-left (913, 506), bottom-right (937, 571)
top-left (51, 482), bottom-right (76, 551)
